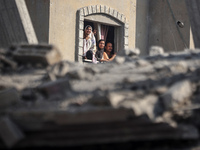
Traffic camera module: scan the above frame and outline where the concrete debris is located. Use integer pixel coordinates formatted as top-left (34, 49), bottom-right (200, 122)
top-left (0, 55), bottom-right (17, 70)
top-left (149, 46), bottom-right (165, 56)
top-left (12, 44), bottom-right (62, 66)
top-left (161, 80), bottom-right (193, 110)
top-left (1, 45), bottom-right (200, 149)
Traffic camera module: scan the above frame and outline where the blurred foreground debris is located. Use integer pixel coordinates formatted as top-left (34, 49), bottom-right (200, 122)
top-left (1, 45), bottom-right (200, 149)
top-left (12, 44), bottom-right (61, 66)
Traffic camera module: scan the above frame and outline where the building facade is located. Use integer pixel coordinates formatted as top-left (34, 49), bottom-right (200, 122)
top-left (0, 0), bottom-right (195, 61)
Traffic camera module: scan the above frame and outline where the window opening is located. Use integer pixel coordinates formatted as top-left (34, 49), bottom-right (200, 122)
top-left (84, 20), bottom-right (115, 52)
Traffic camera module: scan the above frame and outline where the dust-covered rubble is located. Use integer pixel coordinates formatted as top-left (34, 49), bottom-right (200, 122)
top-left (1, 45), bottom-right (200, 149)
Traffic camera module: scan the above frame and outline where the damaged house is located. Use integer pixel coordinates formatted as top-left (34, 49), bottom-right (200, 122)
top-left (0, 0), bottom-right (195, 61)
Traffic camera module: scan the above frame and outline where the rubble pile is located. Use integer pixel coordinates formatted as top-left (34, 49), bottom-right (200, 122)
top-left (1, 45), bottom-right (200, 149)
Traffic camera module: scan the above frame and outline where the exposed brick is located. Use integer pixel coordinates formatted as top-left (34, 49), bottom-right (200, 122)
top-left (124, 37), bottom-right (129, 45)
top-left (80, 15), bottom-right (84, 21)
top-left (88, 6), bottom-right (92, 15)
top-left (113, 10), bottom-right (118, 18)
top-left (109, 8), bottom-right (114, 16)
top-left (79, 9), bottom-right (84, 16)
top-left (100, 5), bottom-right (105, 13)
top-left (125, 23), bottom-right (129, 29)
top-left (79, 38), bottom-right (83, 47)
top-left (96, 5), bottom-right (100, 13)
top-left (125, 28), bottom-right (129, 37)
top-left (117, 12), bottom-right (122, 21)
top-left (83, 7), bottom-right (88, 16)
top-left (124, 45), bottom-right (129, 50)
top-left (78, 46), bottom-right (83, 55)
top-left (105, 6), bottom-right (109, 14)
top-left (121, 14), bottom-right (125, 23)
top-left (79, 21), bottom-right (84, 30)
top-left (92, 5), bottom-right (96, 13)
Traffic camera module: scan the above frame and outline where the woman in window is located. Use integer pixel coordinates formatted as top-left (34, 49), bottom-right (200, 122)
top-left (83, 25), bottom-right (97, 63)
top-left (95, 39), bottom-right (105, 62)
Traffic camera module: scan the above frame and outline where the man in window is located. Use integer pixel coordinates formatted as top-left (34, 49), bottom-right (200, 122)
top-left (103, 42), bottom-right (116, 62)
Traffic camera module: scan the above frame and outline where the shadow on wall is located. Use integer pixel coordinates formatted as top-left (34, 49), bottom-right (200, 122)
top-left (136, 0), bottom-right (192, 55)
top-left (25, 0), bottom-right (50, 43)
top-left (135, 0), bottom-right (149, 56)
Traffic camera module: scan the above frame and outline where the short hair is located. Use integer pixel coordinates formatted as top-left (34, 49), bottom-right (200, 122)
top-left (105, 42), bottom-right (112, 47)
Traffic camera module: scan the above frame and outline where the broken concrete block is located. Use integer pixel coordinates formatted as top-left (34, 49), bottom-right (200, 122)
top-left (161, 80), bottom-right (193, 110)
top-left (37, 78), bottom-right (71, 98)
top-left (0, 88), bottom-right (19, 108)
top-left (149, 46), bottom-right (164, 56)
top-left (0, 117), bottom-right (24, 148)
top-left (13, 44), bottom-right (61, 66)
top-left (0, 54), bottom-right (17, 70)
top-left (120, 95), bottom-right (159, 119)
top-left (125, 48), bottom-right (140, 57)
top-left (48, 61), bottom-right (70, 78)
top-left (113, 56), bottom-right (125, 64)
top-left (108, 92), bottom-right (126, 108)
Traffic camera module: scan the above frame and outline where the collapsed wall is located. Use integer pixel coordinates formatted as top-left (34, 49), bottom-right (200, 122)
top-left (1, 45), bottom-right (200, 149)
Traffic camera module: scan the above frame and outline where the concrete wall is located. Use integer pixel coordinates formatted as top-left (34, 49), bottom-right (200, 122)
top-left (25, 0), bottom-right (49, 43)
top-left (135, 0), bottom-right (149, 55)
top-left (148, 0), bottom-right (194, 53)
top-left (0, 0), bottom-right (37, 48)
top-left (48, 0), bottom-right (137, 61)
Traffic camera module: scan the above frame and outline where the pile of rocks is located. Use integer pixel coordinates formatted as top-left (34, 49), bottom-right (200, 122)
top-left (1, 45), bottom-right (200, 149)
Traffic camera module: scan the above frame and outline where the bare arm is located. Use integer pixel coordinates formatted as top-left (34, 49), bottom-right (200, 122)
top-left (108, 53), bottom-right (116, 61)
top-left (100, 52), bottom-right (109, 62)
top-left (102, 52), bottom-right (116, 62)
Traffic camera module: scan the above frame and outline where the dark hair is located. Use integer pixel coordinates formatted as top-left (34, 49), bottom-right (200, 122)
top-left (105, 42), bottom-right (112, 47)
top-left (105, 42), bottom-right (114, 54)
top-left (97, 39), bottom-right (105, 50)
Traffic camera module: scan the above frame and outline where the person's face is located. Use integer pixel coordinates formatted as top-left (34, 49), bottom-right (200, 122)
top-left (99, 41), bottom-right (105, 49)
top-left (105, 43), bottom-right (112, 52)
top-left (85, 27), bottom-right (92, 35)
